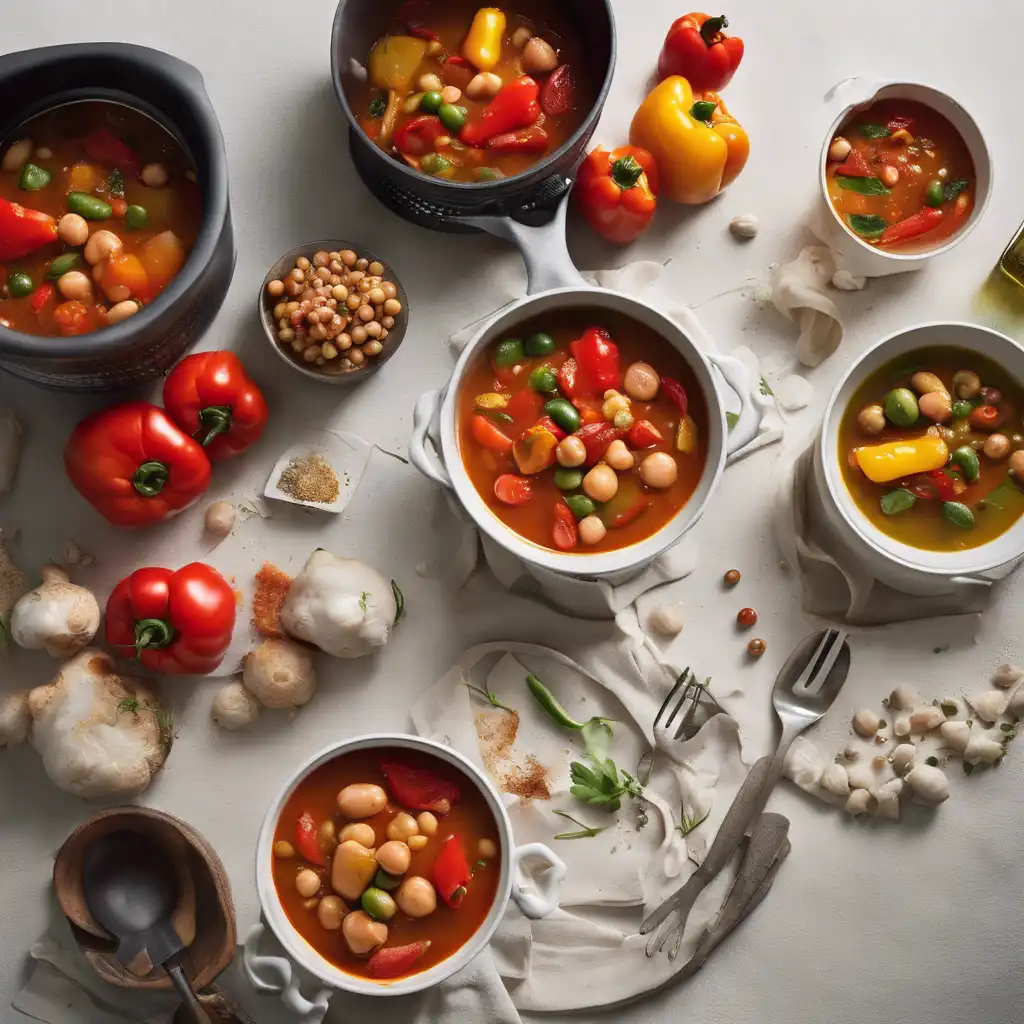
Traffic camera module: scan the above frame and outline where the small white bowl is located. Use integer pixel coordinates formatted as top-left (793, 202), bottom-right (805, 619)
top-left (817, 80), bottom-right (992, 274)
top-left (817, 321), bottom-right (1024, 595)
top-left (243, 733), bottom-right (565, 1006)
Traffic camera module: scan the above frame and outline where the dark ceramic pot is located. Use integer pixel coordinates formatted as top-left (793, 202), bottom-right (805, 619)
top-left (0, 43), bottom-right (234, 391)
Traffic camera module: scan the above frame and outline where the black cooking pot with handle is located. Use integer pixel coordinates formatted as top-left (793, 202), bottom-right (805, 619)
top-left (0, 43), bottom-right (234, 391)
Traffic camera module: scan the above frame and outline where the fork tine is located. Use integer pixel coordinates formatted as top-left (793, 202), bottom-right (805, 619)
top-left (791, 629), bottom-right (835, 691)
top-left (662, 669), bottom-right (693, 731)
top-left (673, 684), bottom-right (701, 740)
top-left (803, 629), bottom-right (849, 697)
top-left (656, 671), bottom-right (688, 730)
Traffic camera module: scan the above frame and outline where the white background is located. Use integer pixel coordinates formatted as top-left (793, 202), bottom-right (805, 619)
top-left (3, 1), bottom-right (1024, 1022)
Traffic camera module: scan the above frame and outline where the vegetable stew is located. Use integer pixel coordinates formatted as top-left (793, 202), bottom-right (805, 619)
top-left (348, 0), bottom-right (595, 182)
top-left (826, 99), bottom-right (975, 253)
top-left (272, 747), bottom-right (501, 981)
top-left (457, 308), bottom-right (709, 554)
top-left (839, 347), bottom-right (1024, 551)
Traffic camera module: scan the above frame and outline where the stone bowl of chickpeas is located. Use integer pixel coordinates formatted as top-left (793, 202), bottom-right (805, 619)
top-left (260, 240), bottom-right (408, 383)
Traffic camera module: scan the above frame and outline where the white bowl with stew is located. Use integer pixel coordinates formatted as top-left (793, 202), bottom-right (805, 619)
top-left (816, 321), bottom-right (1024, 596)
top-left (243, 733), bottom-right (565, 1014)
top-left (409, 285), bottom-right (760, 584)
top-left (817, 79), bottom-right (991, 274)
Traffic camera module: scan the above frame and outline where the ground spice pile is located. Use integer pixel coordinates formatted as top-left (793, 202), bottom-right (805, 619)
top-left (476, 708), bottom-right (551, 802)
top-left (277, 454), bottom-right (339, 504)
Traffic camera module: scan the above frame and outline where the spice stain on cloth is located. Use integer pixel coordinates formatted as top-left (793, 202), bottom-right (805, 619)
top-left (277, 454), bottom-right (340, 504)
top-left (476, 708), bottom-right (552, 802)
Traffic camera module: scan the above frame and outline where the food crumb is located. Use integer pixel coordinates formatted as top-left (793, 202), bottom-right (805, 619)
top-left (476, 709), bottom-right (551, 801)
top-left (278, 454), bottom-right (340, 504)
top-left (253, 562), bottom-right (292, 638)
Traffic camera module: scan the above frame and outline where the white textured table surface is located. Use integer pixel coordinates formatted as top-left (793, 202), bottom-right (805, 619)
top-left (3, 2), bottom-right (1024, 1022)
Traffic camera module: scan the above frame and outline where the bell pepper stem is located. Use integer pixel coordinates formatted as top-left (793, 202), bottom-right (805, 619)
top-left (690, 100), bottom-right (717, 126)
top-left (196, 405), bottom-right (233, 447)
top-left (134, 617), bottom-right (175, 654)
top-left (700, 15), bottom-right (728, 46)
top-left (610, 155), bottom-right (644, 191)
top-left (132, 460), bottom-right (169, 497)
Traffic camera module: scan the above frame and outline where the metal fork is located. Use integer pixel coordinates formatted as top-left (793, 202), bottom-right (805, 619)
top-left (654, 666), bottom-right (724, 744)
top-left (641, 628), bottom-right (851, 960)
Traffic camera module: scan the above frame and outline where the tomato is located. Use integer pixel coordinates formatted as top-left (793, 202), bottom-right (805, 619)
top-left (296, 810), bottom-right (326, 866)
top-left (380, 760), bottom-right (459, 813)
top-left (470, 414), bottom-right (513, 453)
top-left (494, 474), bottom-right (533, 505)
top-left (628, 419), bottom-right (663, 448)
top-left (53, 300), bottom-right (91, 336)
top-left (552, 499), bottom-right (578, 550)
top-left (969, 404), bottom-right (1002, 431)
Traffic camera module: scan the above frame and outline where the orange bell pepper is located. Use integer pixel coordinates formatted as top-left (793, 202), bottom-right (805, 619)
top-left (575, 145), bottom-right (659, 244)
top-left (629, 76), bottom-right (749, 204)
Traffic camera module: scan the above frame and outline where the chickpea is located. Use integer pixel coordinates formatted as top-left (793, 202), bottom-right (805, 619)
top-left (623, 362), bottom-right (660, 401)
top-left (322, 341), bottom-right (339, 360)
top-left (880, 165), bottom-right (900, 188)
top-left (1, 138), bottom-right (32, 173)
top-left (383, 298), bottom-right (402, 316)
top-left (295, 869), bottom-right (321, 898)
top-left (303, 345), bottom-right (322, 362)
top-left (376, 840), bottom-right (411, 876)
top-left (911, 371), bottom-right (947, 397)
top-left (395, 876), bottom-right (437, 918)
top-left (368, 286), bottom-right (386, 305)
top-left (338, 822), bottom-right (375, 847)
top-left (828, 137), bottom-right (852, 162)
top-left (368, 261), bottom-right (384, 276)
top-left (984, 433), bottom-right (1010, 460)
top-left (141, 162), bottom-right (169, 187)
top-left (296, 256), bottom-right (311, 271)
top-left (556, 435), bottom-right (586, 467)
top-left (604, 439), bottom-right (634, 471)
top-left (381, 315), bottom-right (395, 330)
top-left (1011, 450), bottom-right (1024, 478)
top-left (416, 811), bottom-right (438, 836)
top-left (58, 213), bottom-right (89, 247)
top-left (418, 72), bottom-right (443, 92)
top-left (387, 812), bottom-right (419, 842)
top-left (274, 840), bottom-right (295, 859)
top-left (357, 304), bottom-right (375, 323)
top-left (579, 515), bottom-right (607, 546)
top-left (583, 464), bottom-right (618, 502)
top-left (478, 838), bottom-right (498, 859)
top-left (349, 347), bottom-right (366, 366)
top-left (106, 300), bottom-right (140, 325)
top-left (639, 452), bottom-right (678, 489)
top-left (84, 229), bottom-right (123, 266)
top-left (342, 910), bottom-right (388, 954)
top-left (356, 258), bottom-right (369, 271)
top-left (382, 281), bottom-right (397, 300)
top-left (317, 895), bottom-right (345, 931)
top-left (331, 284), bottom-right (348, 302)
top-left (318, 818), bottom-right (338, 850)
top-left (337, 783), bottom-right (388, 819)
top-left (340, 249), bottom-right (357, 267)
top-left (856, 404), bottom-right (886, 436)
top-left (612, 409), bottom-right (634, 430)
top-left (364, 340), bottom-right (384, 356)
top-left (465, 72), bottom-right (503, 101)
top-left (918, 390), bottom-right (952, 423)
top-left (522, 36), bottom-right (558, 74)
top-left (364, 320), bottom-right (382, 339)
top-left (408, 834), bottom-right (428, 851)
top-left (351, 324), bottom-right (368, 344)
top-left (953, 370), bottom-right (981, 400)
top-left (278, 327), bottom-right (295, 343)
top-left (602, 391), bottom-right (630, 421)
top-left (441, 85), bottom-right (462, 104)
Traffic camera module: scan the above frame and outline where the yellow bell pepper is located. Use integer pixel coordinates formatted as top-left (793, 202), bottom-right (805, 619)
top-left (475, 392), bottom-right (509, 409)
top-left (463, 8), bottom-right (506, 71)
top-left (854, 436), bottom-right (949, 484)
top-left (675, 415), bottom-right (698, 453)
top-left (629, 77), bottom-right (749, 204)
top-left (513, 425), bottom-right (558, 474)
top-left (368, 35), bottom-right (427, 92)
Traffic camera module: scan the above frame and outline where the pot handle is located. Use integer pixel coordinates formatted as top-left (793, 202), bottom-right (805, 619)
top-left (510, 842), bottom-right (567, 919)
top-left (463, 190), bottom-right (587, 295)
top-left (822, 75), bottom-right (890, 116)
top-left (242, 924), bottom-right (333, 1024)
top-left (410, 390), bottom-right (452, 489)
top-left (705, 351), bottom-right (760, 460)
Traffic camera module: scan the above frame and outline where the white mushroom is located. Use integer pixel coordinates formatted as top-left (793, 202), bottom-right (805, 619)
top-left (204, 500), bottom-right (236, 538)
top-left (940, 720), bottom-right (971, 754)
top-left (964, 733), bottom-right (1004, 766)
top-left (212, 681), bottom-right (261, 731)
top-left (992, 663), bottom-right (1024, 689)
top-left (242, 638), bottom-right (317, 709)
top-left (728, 213), bottom-right (759, 240)
top-left (845, 789), bottom-right (874, 817)
top-left (846, 763), bottom-right (877, 792)
top-left (9, 565), bottom-right (99, 657)
top-left (281, 551), bottom-right (399, 659)
top-left (965, 689), bottom-right (1011, 724)
top-left (820, 762), bottom-right (850, 797)
top-left (873, 778), bottom-right (903, 820)
top-left (905, 764), bottom-right (950, 805)
top-left (648, 604), bottom-right (683, 637)
top-left (27, 649), bottom-right (170, 798)
top-left (0, 690), bottom-right (31, 748)
top-left (908, 706), bottom-right (946, 733)
top-left (888, 684), bottom-right (920, 711)
top-left (890, 743), bottom-right (916, 775)
top-left (852, 708), bottom-right (880, 737)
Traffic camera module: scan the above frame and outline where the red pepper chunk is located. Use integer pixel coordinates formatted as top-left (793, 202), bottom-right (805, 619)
top-left (367, 941), bottom-right (431, 979)
top-left (628, 419), bottom-right (663, 448)
top-left (494, 473), bottom-right (533, 505)
top-left (434, 834), bottom-right (473, 907)
top-left (487, 126), bottom-right (549, 154)
top-left (471, 414), bottom-right (514, 454)
top-left (570, 327), bottom-right (621, 393)
top-left (29, 282), bottom-right (55, 314)
top-left (535, 415), bottom-right (567, 441)
top-left (659, 376), bottom-right (689, 417)
top-left (461, 76), bottom-right (541, 148)
top-left (394, 116), bottom-right (446, 157)
top-left (575, 422), bottom-right (625, 465)
top-left (835, 150), bottom-right (872, 178)
top-left (83, 129), bottom-right (141, 175)
top-left (0, 198), bottom-right (58, 260)
top-left (541, 65), bottom-right (575, 116)
top-left (380, 760), bottom-right (459, 814)
top-left (925, 470), bottom-right (958, 502)
top-left (557, 357), bottom-right (582, 398)
top-left (553, 499), bottom-right (578, 550)
top-left (879, 207), bottom-right (944, 247)
top-left (296, 811), bottom-right (326, 866)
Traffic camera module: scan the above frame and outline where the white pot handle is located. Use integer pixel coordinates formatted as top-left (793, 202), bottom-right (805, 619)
top-left (409, 389), bottom-right (452, 488)
top-left (706, 351), bottom-right (760, 460)
top-left (242, 924), bottom-right (333, 1024)
top-left (510, 842), bottom-right (567, 919)
top-left (823, 75), bottom-right (890, 115)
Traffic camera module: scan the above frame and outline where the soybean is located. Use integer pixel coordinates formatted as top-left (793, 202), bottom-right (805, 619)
top-left (565, 494), bottom-right (596, 519)
top-left (66, 192), bottom-right (113, 220)
top-left (420, 153), bottom-right (452, 176)
top-left (438, 103), bottom-right (468, 133)
top-left (553, 467), bottom-right (584, 491)
top-left (544, 397), bottom-right (580, 433)
top-left (46, 252), bottom-right (79, 279)
top-left (883, 387), bottom-right (919, 427)
top-left (494, 337), bottom-right (524, 368)
top-left (420, 91), bottom-right (443, 113)
top-left (125, 205), bottom-right (149, 230)
top-left (525, 331), bottom-right (556, 357)
top-left (361, 887), bottom-right (397, 922)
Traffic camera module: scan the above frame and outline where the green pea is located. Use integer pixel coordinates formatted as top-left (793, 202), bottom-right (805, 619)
top-left (7, 272), bottom-right (33, 298)
top-left (46, 252), bottom-right (80, 279)
top-left (475, 167), bottom-right (505, 182)
top-left (951, 445), bottom-right (980, 482)
top-left (883, 387), bottom-right (919, 428)
top-left (554, 467), bottom-right (584, 491)
top-left (373, 870), bottom-right (402, 891)
top-left (494, 337), bottom-right (524, 368)
top-left (942, 501), bottom-right (975, 528)
top-left (438, 103), bottom-right (468, 133)
top-left (952, 399), bottom-right (974, 419)
top-left (880, 489), bottom-right (916, 515)
top-left (19, 163), bottom-right (51, 191)
top-left (361, 886), bottom-right (397, 921)
top-left (544, 397), bottom-right (581, 433)
top-left (529, 366), bottom-right (558, 392)
top-left (66, 191), bottom-right (112, 220)
top-left (565, 494), bottom-right (596, 519)
top-left (525, 331), bottom-right (556, 357)
top-left (125, 204), bottom-right (149, 230)
top-left (420, 153), bottom-right (452, 176)
top-left (924, 179), bottom-right (945, 208)
top-left (420, 91), bottom-right (443, 113)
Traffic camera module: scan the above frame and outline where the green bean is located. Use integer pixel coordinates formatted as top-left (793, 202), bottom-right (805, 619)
top-left (66, 192), bottom-right (112, 220)
top-left (525, 331), bottom-right (556, 357)
top-left (951, 445), bottom-right (980, 482)
top-left (494, 337), bottom-right (524, 368)
top-left (420, 91), bottom-right (443, 113)
top-left (438, 103), bottom-right (468, 133)
top-left (565, 494), bottom-right (596, 519)
top-left (46, 253), bottom-right (79, 279)
top-left (544, 397), bottom-right (580, 433)
top-left (880, 489), bottom-right (916, 515)
top-left (19, 163), bottom-right (51, 191)
top-left (526, 673), bottom-right (585, 730)
top-left (942, 501), bottom-right (975, 528)
top-left (883, 387), bottom-right (919, 427)
top-left (125, 205), bottom-right (149, 230)
top-left (361, 887), bottom-right (397, 921)
top-left (529, 366), bottom-right (558, 393)
top-left (7, 272), bottom-right (33, 298)
top-left (553, 467), bottom-right (584, 491)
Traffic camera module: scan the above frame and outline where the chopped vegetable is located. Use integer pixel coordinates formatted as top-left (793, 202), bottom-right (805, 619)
top-left (880, 489), bottom-right (916, 515)
top-left (878, 207), bottom-right (943, 246)
top-left (513, 424), bottom-right (558, 474)
top-left (296, 810), bottom-right (327, 866)
top-left (380, 759), bottom-right (459, 813)
top-left (433, 834), bottom-right (472, 907)
top-left (462, 7), bottom-right (506, 70)
top-left (494, 473), bottom-right (533, 505)
top-left (854, 436), bottom-right (949, 483)
top-left (18, 163), bottom-right (51, 191)
top-left (0, 198), bottom-right (58, 260)
top-left (460, 76), bottom-right (541, 148)
top-left (66, 191), bottom-right (113, 220)
top-left (552, 499), bottom-right (578, 550)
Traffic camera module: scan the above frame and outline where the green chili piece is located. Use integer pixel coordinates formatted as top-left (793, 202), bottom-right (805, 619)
top-left (544, 397), bottom-right (581, 433)
top-left (494, 337), bottom-right (524, 368)
top-left (525, 331), bottom-right (556, 357)
top-left (565, 494), bottom-right (596, 519)
top-left (420, 91), bottom-right (443, 114)
top-left (66, 192), bottom-right (113, 220)
top-left (526, 673), bottom-right (586, 730)
top-left (46, 252), bottom-right (80, 279)
top-left (125, 204), bottom-right (149, 230)
top-left (951, 445), bottom-right (980, 483)
top-left (420, 153), bottom-right (453, 176)
top-left (942, 501), bottom-right (975, 528)
top-left (438, 103), bottom-right (468, 133)
top-left (553, 467), bottom-right (584, 491)
top-left (19, 163), bottom-right (51, 191)
top-left (529, 366), bottom-right (559, 393)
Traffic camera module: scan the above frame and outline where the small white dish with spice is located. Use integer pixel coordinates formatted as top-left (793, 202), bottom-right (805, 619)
top-left (264, 429), bottom-right (372, 513)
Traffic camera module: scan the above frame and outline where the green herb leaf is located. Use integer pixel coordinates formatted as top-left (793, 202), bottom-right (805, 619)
top-left (880, 488), bottom-right (916, 515)
top-left (858, 123), bottom-right (892, 139)
top-left (108, 167), bottom-right (125, 199)
top-left (115, 698), bottom-right (173, 744)
top-left (369, 94), bottom-right (387, 118)
top-left (725, 411), bottom-right (739, 429)
top-left (690, 100), bottom-right (717, 126)
top-left (759, 376), bottom-right (773, 397)
top-left (359, 591), bottom-right (369, 613)
top-left (476, 408), bottom-right (514, 424)
top-left (942, 179), bottom-right (969, 202)
top-left (847, 213), bottom-right (889, 240)
top-left (940, 700), bottom-right (958, 717)
top-left (677, 801), bottom-right (712, 837)
top-left (836, 175), bottom-right (891, 196)
top-left (1001, 722), bottom-right (1014, 733)
top-left (465, 683), bottom-right (515, 713)
top-left (391, 579), bottom-right (404, 624)
top-left (552, 809), bottom-right (609, 840)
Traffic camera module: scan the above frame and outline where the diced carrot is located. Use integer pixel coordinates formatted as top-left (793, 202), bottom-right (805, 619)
top-left (470, 414), bottom-right (513, 454)
top-left (100, 252), bottom-right (150, 302)
top-left (139, 230), bottom-right (185, 295)
top-left (67, 162), bottom-right (101, 192)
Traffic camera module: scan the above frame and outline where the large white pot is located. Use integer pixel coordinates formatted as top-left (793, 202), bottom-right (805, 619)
top-left (816, 321), bottom-right (1024, 595)
top-left (409, 285), bottom-right (759, 581)
top-left (243, 734), bottom-right (565, 1018)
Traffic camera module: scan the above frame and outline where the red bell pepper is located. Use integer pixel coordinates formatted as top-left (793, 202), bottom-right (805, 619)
top-left (394, 116), bottom-right (446, 157)
top-left (433, 834), bottom-right (472, 907)
top-left (296, 811), bottom-right (327, 866)
top-left (575, 146), bottom-right (659, 244)
top-left (367, 941), bottom-right (432, 979)
top-left (628, 420), bottom-right (663, 448)
top-left (487, 126), bottom-right (549, 154)
top-left (657, 13), bottom-right (745, 91)
top-left (494, 474), bottom-right (533, 505)
top-left (905, 471), bottom-right (959, 502)
top-left (535, 415), bottom-right (567, 441)
top-left (162, 351), bottom-right (269, 460)
top-left (83, 129), bottom-right (141, 175)
top-left (380, 760), bottom-right (460, 813)
top-left (553, 499), bottom-right (578, 550)
top-left (104, 562), bottom-right (236, 675)
top-left (461, 76), bottom-right (541, 148)
top-left (29, 282), bottom-right (55, 314)
top-left (63, 402), bottom-right (211, 528)
top-left (0, 198), bottom-right (58, 260)
top-left (557, 357), bottom-right (582, 397)
top-left (576, 422), bottom-right (624, 465)
top-left (834, 150), bottom-right (872, 177)
top-left (879, 207), bottom-right (944, 247)
top-left (660, 376), bottom-right (689, 417)
top-left (540, 65), bottom-right (575, 117)
top-left (471, 414), bottom-right (514, 454)
top-left (570, 327), bottom-right (621, 393)
top-left (506, 389), bottom-right (543, 423)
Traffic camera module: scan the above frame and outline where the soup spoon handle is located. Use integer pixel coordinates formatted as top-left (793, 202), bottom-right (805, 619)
top-left (166, 960), bottom-right (207, 1024)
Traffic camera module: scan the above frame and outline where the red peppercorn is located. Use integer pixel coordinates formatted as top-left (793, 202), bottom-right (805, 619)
top-left (747, 638), bottom-right (766, 657)
top-left (723, 569), bottom-right (741, 587)
top-left (737, 607), bottom-right (757, 628)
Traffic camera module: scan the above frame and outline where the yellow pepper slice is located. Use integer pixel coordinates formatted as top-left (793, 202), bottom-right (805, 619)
top-left (854, 435), bottom-right (949, 484)
top-left (513, 425), bottom-right (558, 474)
top-left (475, 392), bottom-right (509, 409)
top-left (463, 8), bottom-right (506, 71)
top-left (675, 415), bottom-right (698, 453)
top-left (368, 35), bottom-right (428, 92)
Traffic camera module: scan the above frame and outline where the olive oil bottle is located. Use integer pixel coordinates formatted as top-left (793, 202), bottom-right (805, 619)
top-left (998, 222), bottom-right (1024, 288)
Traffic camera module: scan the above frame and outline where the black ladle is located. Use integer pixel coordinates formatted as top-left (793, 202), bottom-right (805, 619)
top-left (82, 831), bottom-right (208, 1023)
